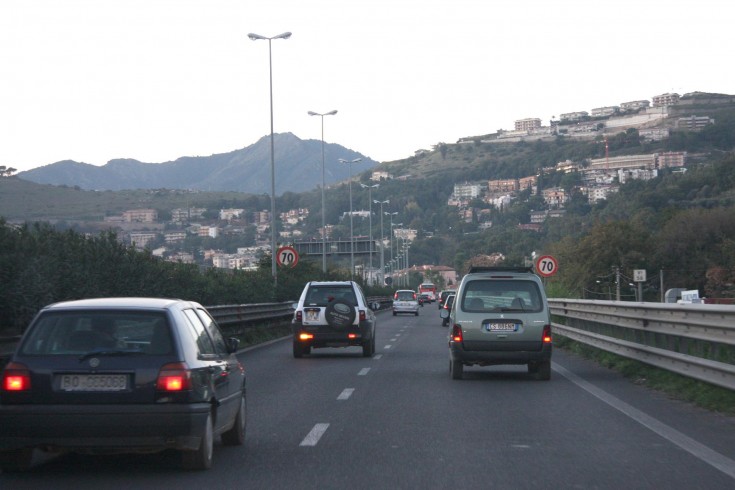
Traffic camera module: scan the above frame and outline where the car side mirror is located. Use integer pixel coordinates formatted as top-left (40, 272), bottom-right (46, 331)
top-left (226, 337), bottom-right (240, 354)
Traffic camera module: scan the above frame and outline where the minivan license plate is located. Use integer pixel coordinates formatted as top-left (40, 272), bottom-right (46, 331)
top-left (60, 374), bottom-right (128, 392)
top-left (485, 322), bottom-right (517, 332)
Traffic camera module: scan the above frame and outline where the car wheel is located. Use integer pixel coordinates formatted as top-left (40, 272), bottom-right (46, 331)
top-left (535, 360), bottom-right (551, 381)
top-left (293, 341), bottom-right (305, 358)
top-left (0, 448), bottom-right (34, 472)
top-left (362, 336), bottom-right (375, 357)
top-left (221, 395), bottom-right (247, 446)
top-left (415, 311), bottom-right (419, 316)
top-left (182, 412), bottom-right (214, 470)
top-left (450, 359), bottom-right (463, 380)
top-left (392, 311), bottom-right (397, 316)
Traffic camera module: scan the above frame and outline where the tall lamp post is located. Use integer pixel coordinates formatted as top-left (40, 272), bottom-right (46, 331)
top-left (392, 222), bottom-right (403, 284)
top-left (339, 158), bottom-right (362, 279)
top-left (308, 109), bottom-right (338, 276)
top-left (360, 183), bottom-right (379, 284)
top-left (374, 199), bottom-right (389, 286)
top-left (385, 212), bottom-right (398, 263)
top-left (248, 31), bottom-right (292, 284)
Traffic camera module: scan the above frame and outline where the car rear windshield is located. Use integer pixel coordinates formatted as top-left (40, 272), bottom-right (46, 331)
top-left (461, 279), bottom-right (543, 312)
top-left (20, 311), bottom-right (173, 356)
top-left (305, 286), bottom-right (358, 306)
top-left (395, 291), bottom-right (416, 301)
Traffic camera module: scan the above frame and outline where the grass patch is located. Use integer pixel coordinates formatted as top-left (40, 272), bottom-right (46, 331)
top-left (555, 335), bottom-right (735, 416)
top-left (231, 321), bottom-right (292, 348)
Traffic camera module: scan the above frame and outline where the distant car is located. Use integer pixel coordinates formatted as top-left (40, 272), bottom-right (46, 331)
top-left (438, 289), bottom-right (456, 309)
top-left (0, 297), bottom-right (246, 471)
top-left (291, 281), bottom-right (377, 358)
top-left (393, 290), bottom-right (420, 317)
top-left (418, 293), bottom-right (432, 305)
top-left (442, 267), bottom-right (552, 380)
top-left (441, 294), bottom-right (455, 327)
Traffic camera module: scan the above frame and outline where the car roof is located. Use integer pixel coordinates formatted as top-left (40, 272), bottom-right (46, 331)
top-left (41, 297), bottom-right (193, 310)
top-left (307, 281), bottom-right (355, 287)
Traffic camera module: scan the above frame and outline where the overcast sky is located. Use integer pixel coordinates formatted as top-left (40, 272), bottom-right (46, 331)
top-left (1, 0), bottom-right (732, 173)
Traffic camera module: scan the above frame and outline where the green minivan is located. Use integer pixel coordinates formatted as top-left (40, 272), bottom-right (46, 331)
top-left (441, 267), bottom-right (552, 380)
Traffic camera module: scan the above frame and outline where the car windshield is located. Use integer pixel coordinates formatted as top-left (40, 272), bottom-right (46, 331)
top-left (461, 279), bottom-right (542, 312)
top-left (305, 286), bottom-right (358, 306)
top-left (20, 311), bottom-right (173, 356)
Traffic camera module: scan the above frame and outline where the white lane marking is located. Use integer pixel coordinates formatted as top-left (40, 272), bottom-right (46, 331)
top-left (391, 338), bottom-right (398, 342)
top-left (373, 354), bottom-right (383, 360)
top-left (554, 363), bottom-right (735, 480)
top-left (337, 388), bottom-right (354, 400)
top-left (384, 345), bottom-right (392, 349)
top-left (300, 423), bottom-right (330, 447)
top-left (358, 368), bottom-right (371, 376)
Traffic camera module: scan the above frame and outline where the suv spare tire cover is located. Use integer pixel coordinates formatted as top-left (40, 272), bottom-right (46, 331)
top-left (324, 299), bottom-right (357, 329)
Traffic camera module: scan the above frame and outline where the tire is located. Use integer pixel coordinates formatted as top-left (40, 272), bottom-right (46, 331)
top-left (221, 395), bottom-right (247, 446)
top-left (415, 311), bottom-right (419, 316)
top-left (324, 299), bottom-right (356, 329)
top-left (293, 341), bottom-right (305, 358)
top-left (0, 448), bottom-right (34, 472)
top-left (362, 335), bottom-right (375, 357)
top-left (450, 359), bottom-right (463, 380)
top-left (392, 311), bottom-right (397, 316)
top-left (535, 360), bottom-right (551, 381)
top-left (182, 412), bottom-right (214, 470)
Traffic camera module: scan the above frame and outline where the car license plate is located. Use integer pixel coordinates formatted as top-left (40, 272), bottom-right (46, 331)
top-left (305, 308), bottom-right (320, 321)
top-left (485, 322), bottom-right (518, 332)
top-left (59, 374), bottom-right (128, 392)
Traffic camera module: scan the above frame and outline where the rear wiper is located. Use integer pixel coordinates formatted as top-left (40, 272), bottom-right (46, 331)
top-left (78, 349), bottom-right (146, 362)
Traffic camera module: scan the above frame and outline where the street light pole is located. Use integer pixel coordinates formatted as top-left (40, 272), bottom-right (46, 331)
top-left (339, 158), bottom-right (362, 279)
top-left (308, 110), bottom-right (338, 276)
top-left (360, 183), bottom-right (379, 284)
top-left (248, 31), bottom-right (292, 285)
top-left (374, 199), bottom-right (389, 286)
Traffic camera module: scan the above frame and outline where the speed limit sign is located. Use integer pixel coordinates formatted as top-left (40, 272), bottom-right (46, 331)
top-left (276, 246), bottom-right (299, 268)
top-left (535, 255), bottom-right (558, 277)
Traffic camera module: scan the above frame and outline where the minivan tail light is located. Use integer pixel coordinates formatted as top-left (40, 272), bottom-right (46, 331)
top-left (2, 362), bottom-right (31, 392)
top-left (543, 325), bottom-right (552, 343)
top-left (156, 362), bottom-right (192, 392)
top-left (451, 325), bottom-right (463, 343)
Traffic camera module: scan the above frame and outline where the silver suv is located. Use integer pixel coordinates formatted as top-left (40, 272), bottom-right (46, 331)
top-left (291, 281), bottom-right (377, 358)
top-left (441, 267), bottom-right (552, 380)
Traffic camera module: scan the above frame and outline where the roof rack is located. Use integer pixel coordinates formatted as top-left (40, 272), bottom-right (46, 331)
top-left (467, 266), bottom-right (533, 274)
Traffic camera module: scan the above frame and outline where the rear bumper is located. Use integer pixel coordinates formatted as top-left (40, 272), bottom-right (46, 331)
top-left (450, 341), bottom-right (552, 366)
top-left (0, 403), bottom-right (211, 453)
top-left (292, 321), bottom-right (374, 347)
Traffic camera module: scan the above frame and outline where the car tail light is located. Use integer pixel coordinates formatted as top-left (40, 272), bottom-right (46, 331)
top-left (156, 362), bottom-right (192, 392)
top-left (359, 310), bottom-right (366, 321)
top-left (543, 325), bottom-right (552, 343)
top-left (393, 292), bottom-right (398, 300)
top-left (298, 332), bottom-right (314, 341)
top-left (295, 310), bottom-right (303, 322)
top-left (2, 362), bottom-right (31, 392)
top-left (348, 333), bottom-right (357, 339)
top-left (413, 293), bottom-right (417, 300)
top-left (451, 325), bottom-right (463, 343)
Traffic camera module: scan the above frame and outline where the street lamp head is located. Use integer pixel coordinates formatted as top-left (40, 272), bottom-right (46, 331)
top-left (309, 110), bottom-right (338, 116)
top-left (339, 158), bottom-right (362, 164)
top-left (248, 31), bottom-right (292, 41)
top-left (374, 199), bottom-right (389, 205)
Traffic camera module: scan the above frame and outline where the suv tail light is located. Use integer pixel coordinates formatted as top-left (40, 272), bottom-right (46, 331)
top-left (542, 325), bottom-right (552, 343)
top-left (451, 325), bottom-right (463, 343)
top-left (295, 310), bottom-right (303, 322)
top-left (156, 362), bottom-right (192, 392)
top-left (359, 310), bottom-right (366, 322)
top-left (2, 362), bottom-right (31, 392)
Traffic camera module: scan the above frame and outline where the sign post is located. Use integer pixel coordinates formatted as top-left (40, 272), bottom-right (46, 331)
top-left (276, 246), bottom-right (299, 269)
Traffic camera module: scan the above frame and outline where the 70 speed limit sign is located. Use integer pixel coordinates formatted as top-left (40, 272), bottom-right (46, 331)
top-left (535, 255), bottom-right (558, 277)
top-left (276, 246), bottom-right (299, 268)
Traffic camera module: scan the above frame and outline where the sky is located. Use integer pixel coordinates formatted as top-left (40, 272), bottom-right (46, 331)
top-left (1, 0), bottom-right (733, 173)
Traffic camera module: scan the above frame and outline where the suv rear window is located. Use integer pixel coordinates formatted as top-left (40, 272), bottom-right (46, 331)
top-left (20, 311), bottom-right (172, 355)
top-left (461, 279), bottom-right (542, 313)
top-left (304, 286), bottom-right (358, 306)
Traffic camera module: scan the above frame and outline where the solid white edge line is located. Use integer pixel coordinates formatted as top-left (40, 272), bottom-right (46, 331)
top-left (554, 362), bottom-right (735, 480)
top-left (300, 423), bottom-right (330, 447)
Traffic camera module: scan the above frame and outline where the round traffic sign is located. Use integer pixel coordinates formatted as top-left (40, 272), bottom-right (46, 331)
top-left (535, 255), bottom-right (558, 277)
top-left (276, 246), bottom-right (299, 268)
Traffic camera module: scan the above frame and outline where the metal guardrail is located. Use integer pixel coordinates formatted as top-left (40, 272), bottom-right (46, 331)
top-left (549, 299), bottom-right (735, 391)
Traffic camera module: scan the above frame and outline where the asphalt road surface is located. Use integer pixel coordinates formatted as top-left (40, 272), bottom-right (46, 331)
top-left (2, 307), bottom-right (735, 489)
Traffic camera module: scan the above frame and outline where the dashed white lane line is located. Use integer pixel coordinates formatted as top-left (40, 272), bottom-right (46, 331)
top-left (300, 423), bottom-right (330, 447)
top-left (358, 367), bottom-right (371, 376)
top-left (373, 354), bottom-right (383, 360)
top-left (337, 388), bottom-right (354, 400)
top-left (384, 345), bottom-right (392, 349)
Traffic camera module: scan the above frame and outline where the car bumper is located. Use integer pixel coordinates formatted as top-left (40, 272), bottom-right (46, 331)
top-left (392, 306), bottom-right (419, 314)
top-left (292, 321), bottom-right (374, 347)
top-left (0, 403), bottom-right (211, 453)
top-left (450, 341), bottom-right (552, 365)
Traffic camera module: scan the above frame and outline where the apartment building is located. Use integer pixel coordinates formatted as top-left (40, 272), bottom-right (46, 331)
top-left (488, 179), bottom-right (518, 193)
top-left (657, 151), bottom-right (687, 168)
top-left (588, 154), bottom-right (657, 171)
top-left (620, 100), bottom-right (650, 111)
top-left (514, 118), bottom-right (541, 131)
top-left (219, 208), bottom-right (245, 221)
top-left (122, 209), bottom-right (157, 223)
top-left (652, 93), bottom-right (680, 107)
top-left (676, 115), bottom-right (714, 131)
top-left (559, 111), bottom-right (588, 122)
top-left (542, 187), bottom-right (568, 208)
top-left (591, 106), bottom-right (619, 117)
top-left (453, 183), bottom-right (484, 199)
top-left (129, 232), bottom-right (158, 249)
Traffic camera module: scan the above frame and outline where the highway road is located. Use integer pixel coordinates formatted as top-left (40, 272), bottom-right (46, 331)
top-left (2, 307), bottom-right (735, 489)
